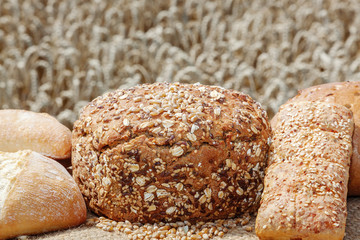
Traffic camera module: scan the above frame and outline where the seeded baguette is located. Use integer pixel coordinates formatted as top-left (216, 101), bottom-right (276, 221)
top-left (255, 101), bottom-right (353, 240)
top-left (0, 109), bottom-right (72, 160)
top-left (72, 82), bottom-right (271, 223)
top-left (277, 81), bottom-right (360, 196)
top-left (0, 150), bottom-right (87, 239)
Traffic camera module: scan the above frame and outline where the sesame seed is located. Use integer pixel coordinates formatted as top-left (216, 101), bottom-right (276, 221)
top-left (218, 191), bottom-right (224, 199)
top-left (162, 119), bottom-right (174, 128)
top-left (123, 118), bottom-right (130, 126)
top-left (225, 159), bottom-right (232, 168)
top-left (246, 149), bottom-right (251, 156)
top-left (119, 94), bottom-right (128, 100)
top-left (139, 121), bottom-right (153, 129)
top-left (130, 207), bottom-right (137, 214)
top-left (236, 187), bottom-right (244, 196)
top-left (214, 107), bottom-right (221, 116)
top-left (210, 90), bottom-right (224, 99)
top-left (190, 124), bottom-right (199, 133)
top-left (101, 177), bottom-right (111, 187)
top-left (151, 127), bottom-right (162, 134)
top-left (129, 107), bottom-right (140, 113)
top-left (133, 97), bottom-right (142, 102)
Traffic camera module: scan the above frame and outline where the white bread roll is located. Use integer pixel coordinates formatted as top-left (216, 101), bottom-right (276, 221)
top-left (0, 109), bottom-right (71, 160)
top-left (0, 150), bottom-right (87, 239)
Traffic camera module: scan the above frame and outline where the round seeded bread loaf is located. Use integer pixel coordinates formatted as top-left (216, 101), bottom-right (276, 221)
top-left (273, 81), bottom-right (360, 196)
top-left (72, 82), bottom-right (271, 223)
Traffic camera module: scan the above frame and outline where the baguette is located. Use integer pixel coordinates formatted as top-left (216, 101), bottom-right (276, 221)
top-left (255, 101), bottom-right (353, 240)
top-left (0, 150), bottom-right (87, 239)
top-left (277, 81), bottom-right (360, 196)
top-left (0, 109), bottom-right (71, 160)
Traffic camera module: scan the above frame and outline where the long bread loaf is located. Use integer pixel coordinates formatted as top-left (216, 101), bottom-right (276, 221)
top-left (255, 101), bottom-right (354, 240)
top-left (277, 81), bottom-right (360, 196)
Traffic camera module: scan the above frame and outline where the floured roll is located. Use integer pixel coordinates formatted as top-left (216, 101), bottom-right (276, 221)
top-left (0, 150), bottom-right (87, 239)
top-left (0, 109), bottom-right (72, 160)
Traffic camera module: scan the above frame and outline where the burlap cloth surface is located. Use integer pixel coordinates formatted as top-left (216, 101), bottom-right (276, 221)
top-left (1, 0), bottom-right (360, 239)
top-left (19, 198), bottom-right (359, 239)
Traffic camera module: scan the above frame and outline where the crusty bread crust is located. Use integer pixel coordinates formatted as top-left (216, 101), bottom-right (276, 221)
top-left (277, 81), bottom-right (360, 196)
top-left (256, 101), bottom-right (353, 240)
top-left (0, 150), bottom-right (87, 239)
top-left (0, 109), bottom-right (72, 160)
top-left (72, 82), bottom-right (271, 223)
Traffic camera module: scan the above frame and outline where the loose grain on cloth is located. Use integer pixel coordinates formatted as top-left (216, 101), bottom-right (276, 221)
top-left (17, 199), bottom-right (360, 240)
top-left (1, 0), bottom-right (360, 239)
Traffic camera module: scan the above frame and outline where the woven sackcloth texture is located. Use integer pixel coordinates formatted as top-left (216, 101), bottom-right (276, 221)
top-left (16, 198), bottom-right (358, 240)
top-left (1, 0), bottom-right (360, 239)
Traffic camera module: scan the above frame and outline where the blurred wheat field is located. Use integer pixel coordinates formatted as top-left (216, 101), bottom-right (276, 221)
top-left (1, 0), bottom-right (360, 128)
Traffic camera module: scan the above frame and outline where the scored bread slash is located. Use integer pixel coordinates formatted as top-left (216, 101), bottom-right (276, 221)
top-left (72, 82), bottom-right (271, 224)
top-left (255, 101), bottom-right (354, 240)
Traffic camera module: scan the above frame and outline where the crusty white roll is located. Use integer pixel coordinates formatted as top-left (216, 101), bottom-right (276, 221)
top-left (0, 109), bottom-right (71, 160)
top-left (256, 101), bottom-right (353, 240)
top-left (0, 150), bottom-right (87, 239)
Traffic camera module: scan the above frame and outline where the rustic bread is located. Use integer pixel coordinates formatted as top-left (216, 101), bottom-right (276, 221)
top-left (275, 81), bottom-right (360, 196)
top-left (0, 150), bottom-right (87, 239)
top-left (72, 82), bottom-right (271, 223)
top-left (0, 109), bottom-right (72, 160)
top-left (256, 101), bottom-right (353, 240)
